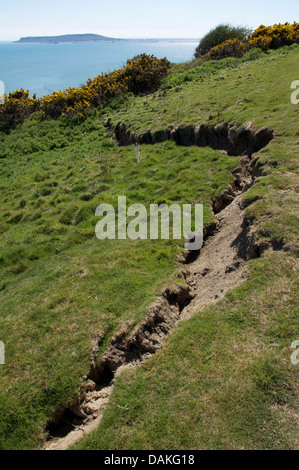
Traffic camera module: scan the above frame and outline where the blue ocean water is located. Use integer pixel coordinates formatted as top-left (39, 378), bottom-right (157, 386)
top-left (0, 40), bottom-right (198, 97)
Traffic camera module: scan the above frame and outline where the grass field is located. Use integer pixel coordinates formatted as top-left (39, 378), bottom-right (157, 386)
top-left (0, 45), bottom-right (298, 450)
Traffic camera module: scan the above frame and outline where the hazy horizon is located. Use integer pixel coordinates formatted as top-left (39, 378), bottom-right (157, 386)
top-left (1, 36), bottom-right (201, 42)
top-left (0, 0), bottom-right (298, 41)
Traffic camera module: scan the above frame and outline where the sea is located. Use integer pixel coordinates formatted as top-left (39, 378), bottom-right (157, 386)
top-left (0, 39), bottom-right (198, 97)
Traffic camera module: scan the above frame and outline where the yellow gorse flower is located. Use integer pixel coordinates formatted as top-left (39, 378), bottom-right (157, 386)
top-left (205, 22), bottom-right (299, 60)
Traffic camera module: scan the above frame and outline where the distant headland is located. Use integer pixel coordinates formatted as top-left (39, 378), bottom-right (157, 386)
top-left (15, 34), bottom-right (123, 44)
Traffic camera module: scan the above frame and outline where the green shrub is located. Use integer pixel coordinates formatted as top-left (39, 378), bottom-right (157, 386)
top-left (194, 24), bottom-right (250, 58)
top-left (124, 54), bottom-right (172, 94)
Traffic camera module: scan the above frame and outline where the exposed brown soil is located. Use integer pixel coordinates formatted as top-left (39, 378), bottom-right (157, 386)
top-left (44, 123), bottom-right (274, 451)
top-left (182, 194), bottom-right (249, 320)
top-left (108, 120), bottom-right (274, 157)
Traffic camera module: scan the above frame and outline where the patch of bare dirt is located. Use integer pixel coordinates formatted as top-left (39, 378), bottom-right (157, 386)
top-left (181, 195), bottom-right (248, 320)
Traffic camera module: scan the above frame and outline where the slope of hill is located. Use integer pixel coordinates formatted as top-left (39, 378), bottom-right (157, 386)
top-left (0, 45), bottom-right (298, 450)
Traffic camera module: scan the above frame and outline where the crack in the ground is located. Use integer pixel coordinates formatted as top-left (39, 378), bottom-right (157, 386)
top-left (107, 120), bottom-right (274, 158)
top-left (44, 122), bottom-right (274, 450)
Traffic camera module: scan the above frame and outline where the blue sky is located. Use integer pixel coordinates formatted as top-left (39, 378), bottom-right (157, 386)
top-left (0, 0), bottom-right (298, 40)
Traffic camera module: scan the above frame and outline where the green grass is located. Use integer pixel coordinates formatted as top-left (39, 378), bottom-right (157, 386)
top-left (108, 45), bottom-right (299, 254)
top-left (0, 114), bottom-right (238, 449)
top-left (109, 46), bottom-right (299, 135)
top-left (0, 44), bottom-right (298, 450)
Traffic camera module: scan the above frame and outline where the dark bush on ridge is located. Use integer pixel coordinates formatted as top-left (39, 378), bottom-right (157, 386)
top-left (194, 24), bottom-right (250, 58)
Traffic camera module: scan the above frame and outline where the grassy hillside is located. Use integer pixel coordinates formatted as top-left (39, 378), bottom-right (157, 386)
top-left (0, 45), bottom-right (298, 450)
top-left (0, 109), bottom-right (237, 449)
top-left (108, 46), bottom-right (299, 254)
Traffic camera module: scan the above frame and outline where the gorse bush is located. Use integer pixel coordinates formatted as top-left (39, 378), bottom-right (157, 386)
top-left (0, 89), bottom-right (40, 129)
top-left (42, 54), bottom-right (171, 119)
top-left (251, 22), bottom-right (299, 48)
top-left (204, 22), bottom-right (299, 60)
top-left (194, 24), bottom-right (250, 58)
top-left (0, 55), bottom-right (171, 127)
top-left (41, 87), bottom-right (92, 119)
top-left (124, 55), bottom-right (171, 94)
top-left (205, 38), bottom-right (250, 60)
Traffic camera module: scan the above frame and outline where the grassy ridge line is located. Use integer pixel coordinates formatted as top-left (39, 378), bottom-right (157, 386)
top-left (109, 46), bottom-right (299, 133)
